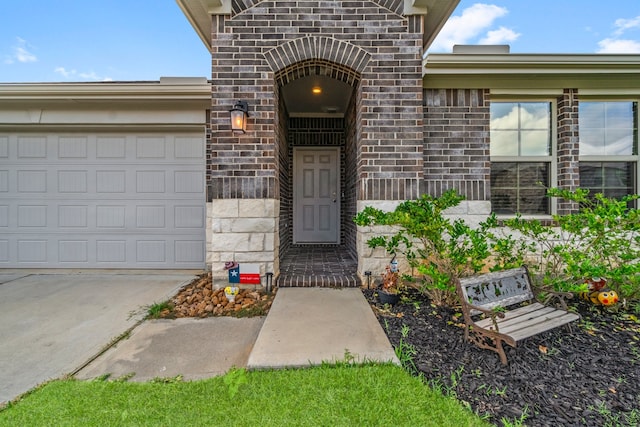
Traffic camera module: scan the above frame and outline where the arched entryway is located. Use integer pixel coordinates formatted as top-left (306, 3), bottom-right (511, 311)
top-left (273, 59), bottom-right (361, 287)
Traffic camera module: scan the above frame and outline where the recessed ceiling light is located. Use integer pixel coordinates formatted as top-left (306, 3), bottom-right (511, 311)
top-left (312, 86), bottom-right (322, 95)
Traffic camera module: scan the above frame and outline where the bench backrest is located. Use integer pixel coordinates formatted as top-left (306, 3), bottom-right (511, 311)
top-left (458, 267), bottom-right (534, 315)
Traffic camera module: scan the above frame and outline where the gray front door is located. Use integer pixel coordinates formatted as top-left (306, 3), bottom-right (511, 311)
top-left (293, 147), bottom-right (340, 244)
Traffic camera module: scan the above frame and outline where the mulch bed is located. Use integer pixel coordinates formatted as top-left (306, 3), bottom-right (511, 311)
top-left (364, 288), bottom-right (640, 427)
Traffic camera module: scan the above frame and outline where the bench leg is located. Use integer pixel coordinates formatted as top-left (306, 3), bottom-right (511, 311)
top-left (467, 327), bottom-right (509, 365)
top-left (494, 339), bottom-right (508, 365)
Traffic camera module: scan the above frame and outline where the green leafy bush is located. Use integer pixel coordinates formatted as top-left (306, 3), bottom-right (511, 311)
top-left (355, 190), bottom-right (528, 306)
top-left (505, 188), bottom-right (640, 302)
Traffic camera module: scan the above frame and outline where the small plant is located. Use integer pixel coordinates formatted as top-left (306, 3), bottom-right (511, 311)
top-left (501, 406), bottom-right (529, 427)
top-left (223, 367), bottom-right (248, 398)
top-left (146, 301), bottom-right (173, 319)
top-left (450, 366), bottom-right (464, 389)
top-left (394, 324), bottom-right (417, 372)
top-left (492, 305), bottom-right (506, 314)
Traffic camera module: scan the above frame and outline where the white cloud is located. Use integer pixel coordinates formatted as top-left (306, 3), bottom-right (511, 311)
top-left (597, 38), bottom-right (640, 53)
top-left (54, 67), bottom-right (73, 77)
top-left (429, 3), bottom-right (511, 52)
top-left (612, 16), bottom-right (640, 36)
top-left (54, 66), bottom-right (112, 81)
top-left (595, 15), bottom-right (640, 53)
top-left (4, 37), bottom-right (37, 64)
top-left (480, 26), bottom-right (520, 45)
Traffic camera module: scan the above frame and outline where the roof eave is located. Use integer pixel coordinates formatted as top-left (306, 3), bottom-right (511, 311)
top-left (175, 0), bottom-right (230, 50)
top-left (0, 79), bottom-right (212, 105)
top-left (424, 53), bottom-right (640, 75)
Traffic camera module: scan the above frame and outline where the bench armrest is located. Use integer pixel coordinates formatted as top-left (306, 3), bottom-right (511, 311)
top-left (462, 301), bottom-right (506, 332)
top-left (535, 287), bottom-right (574, 311)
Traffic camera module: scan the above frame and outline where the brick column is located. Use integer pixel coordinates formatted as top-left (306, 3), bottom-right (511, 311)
top-left (358, 15), bottom-right (425, 201)
top-left (556, 89), bottom-right (580, 214)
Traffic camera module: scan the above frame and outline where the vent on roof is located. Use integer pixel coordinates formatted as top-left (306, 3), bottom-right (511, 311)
top-left (452, 45), bottom-right (510, 54)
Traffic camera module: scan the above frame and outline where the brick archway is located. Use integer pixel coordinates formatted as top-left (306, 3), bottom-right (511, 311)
top-left (271, 54), bottom-right (362, 266)
top-left (264, 36), bottom-right (371, 78)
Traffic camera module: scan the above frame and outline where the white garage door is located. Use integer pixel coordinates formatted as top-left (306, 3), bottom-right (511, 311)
top-left (0, 133), bottom-right (205, 269)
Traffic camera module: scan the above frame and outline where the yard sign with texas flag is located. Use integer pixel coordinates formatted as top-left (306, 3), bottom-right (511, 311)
top-left (228, 263), bottom-right (261, 284)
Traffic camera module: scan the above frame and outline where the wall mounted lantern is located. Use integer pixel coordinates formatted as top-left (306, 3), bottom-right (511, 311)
top-left (230, 100), bottom-right (249, 133)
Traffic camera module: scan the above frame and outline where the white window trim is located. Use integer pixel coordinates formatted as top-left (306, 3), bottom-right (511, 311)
top-left (490, 99), bottom-right (558, 216)
top-left (578, 99), bottom-right (639, 196)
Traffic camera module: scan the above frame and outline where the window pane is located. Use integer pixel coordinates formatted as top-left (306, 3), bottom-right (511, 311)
top-left (579, 101), bottom-right (636, 156)
top-left (491, 162), bottom-right (550, 214)
top-left (579, 161), bottom-right (634, 196)
top-left (520, 103), bottom-right (550, 130)
top-left (521, 130), bottom-right (550, 156)
top-left (604, 129), bottom-right (634, 155)
top-left (490, 103), bottom-right (518, 129)
top-left (605, 102), bottom-right (634, 128)
top-left (603, 162), bottom-right (632, 187)
top-left (579, 164), bottom-right (602, 187)
top-left (490, 130), bottom-right (519, 156)
top-left (519, 189), bottom-right (549, 214)
top-left (579, 103), bottom-right (606, 129)
top-left (491, 189), bottom-right (517, 214)
top-left (519, 162), bottom-right (549, 188)
top-left (580, 130), bottom-right (606, 155)
top-left (491, 102), bottom-right (551, 157)
top-left (491, 163), bottom-right (516, 188)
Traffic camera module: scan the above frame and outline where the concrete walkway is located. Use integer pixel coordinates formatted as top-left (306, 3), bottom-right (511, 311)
top-left (1, 273), bottom-right (398, 404)
top-left (76, 317), bottom-right (265, 382)
top-left (0, 272), bottom-right (195, 405)
top-left (77, 287), bottom-right (398, 383)
top-left (248, 287), bottom-right (398, 368)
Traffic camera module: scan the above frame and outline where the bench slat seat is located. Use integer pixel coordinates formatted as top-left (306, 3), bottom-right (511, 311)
top-left (455, 267), bottom-right (579, 364)
top-left (475, 303), bottom-right (579, 341)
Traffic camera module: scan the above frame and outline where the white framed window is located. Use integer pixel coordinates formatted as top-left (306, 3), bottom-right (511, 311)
top-left (490, 101), bottom-right (555, 215)
top-left (578, 101), bottom-right (638, 203)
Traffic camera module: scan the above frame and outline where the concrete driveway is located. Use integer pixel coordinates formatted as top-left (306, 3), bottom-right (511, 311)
top-left (0, 271), bottom-right (196, 405)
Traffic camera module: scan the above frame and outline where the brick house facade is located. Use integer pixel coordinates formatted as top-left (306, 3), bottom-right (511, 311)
top-left (1, 1), bottom-right (638, 276)
top-left (175, 0), bottom-right (640, 286)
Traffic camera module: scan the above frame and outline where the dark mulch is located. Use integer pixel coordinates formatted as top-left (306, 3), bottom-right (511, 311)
top-left (364, 288), bottom-right (640, 427)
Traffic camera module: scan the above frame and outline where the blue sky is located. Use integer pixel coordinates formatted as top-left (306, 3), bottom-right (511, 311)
top-left (1, 1), bottom-right (639, 83)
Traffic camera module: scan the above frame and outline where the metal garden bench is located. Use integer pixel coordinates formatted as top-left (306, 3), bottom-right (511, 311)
top-left (455, 266), bottom-right (580, 365)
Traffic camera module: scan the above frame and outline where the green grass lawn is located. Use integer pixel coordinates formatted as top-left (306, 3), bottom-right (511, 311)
top-left (0, 364), bottom-right (488, 426)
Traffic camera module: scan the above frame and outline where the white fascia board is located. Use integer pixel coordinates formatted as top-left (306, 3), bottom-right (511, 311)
top-left (176, 0), bottom-right (230, 50)
top-left (424, 53), bottom-right (640, 75)
top-left (0, 81), bottom-right (212, 103)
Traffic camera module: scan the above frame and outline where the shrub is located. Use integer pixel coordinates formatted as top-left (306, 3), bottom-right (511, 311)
top-left (355, 190), bottom-right (528, 306)
top-left (504, 188), bottom-right (640, 302)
